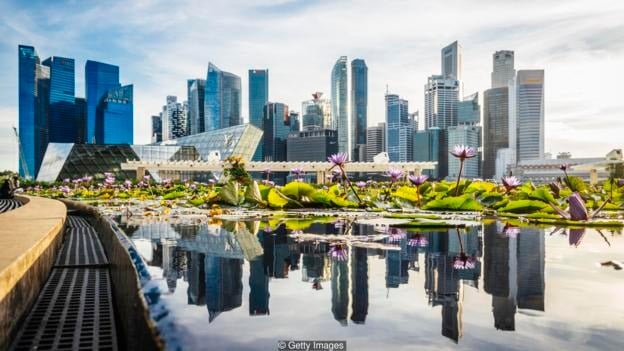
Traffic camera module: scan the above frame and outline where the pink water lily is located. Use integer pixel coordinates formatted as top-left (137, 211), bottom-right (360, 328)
top-left (501, 176), bottom-right (521, 193)
top-left (549, 192), bottom-right (609, 221)
top-left (454, 253), bottom-right (476, 269)
top-left (386, 168), bottom-right (404, 183)
top-left (408, 233), bottom-right (429, 247)
top-left (328, 152), bottom-right (349, 168)
top-left (356, 181), bottom-right (367, 189)
top-left (408, 174), bottom-right (428, 206)
top-left (387, 227), bottom-right (407, 242)
top-left (450, 145), bottom-right (477, 161)
top-left (291, 167), bottom-right (304, 176)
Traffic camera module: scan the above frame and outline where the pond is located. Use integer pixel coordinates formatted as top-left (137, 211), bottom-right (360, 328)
top-left (115, 215), bottom-right (624, 351)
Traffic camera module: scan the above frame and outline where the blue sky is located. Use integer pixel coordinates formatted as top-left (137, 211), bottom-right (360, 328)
top-left (1, 0), bottom-right (623, 171)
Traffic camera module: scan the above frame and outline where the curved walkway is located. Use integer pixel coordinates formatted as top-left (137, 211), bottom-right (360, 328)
top-left (0, 199), bottom-right (23, 213)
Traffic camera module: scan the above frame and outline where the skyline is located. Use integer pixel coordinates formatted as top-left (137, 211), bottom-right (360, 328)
top-left (1, 0), bottom-right (624, 171)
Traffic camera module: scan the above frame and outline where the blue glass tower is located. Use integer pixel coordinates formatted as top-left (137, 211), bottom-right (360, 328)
top-left (385, 94), bottom-right (413, 162)
top-left (204, 62), bottom-right (241, 131)
top-left (18, 45), bottom-right (48, 178)
top-left (331, 56), bottom-right (348, 155)
top-left (97, 85), bottom-right (133, 144)
top-left (262, 102), bottom-right (290, 161)
top-left (187, 78), bottom-right (205, 135)
top-left (85, 61), bottom-right (120, 144)
top-left (350, 59), bottom-right (367, 161)
top-left (249, 69), bottom-right (269, 161)
top-left (42, 56), bottom-right (78, 143)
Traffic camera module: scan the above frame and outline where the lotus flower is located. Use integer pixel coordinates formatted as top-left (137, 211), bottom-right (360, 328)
top-left (549, 182), bottom-right (562, 197)
top-left (454, 253), bottom-right (476, 269)
top-left (501, 176), bottom-right (521, 193)
top-left (386, 168), bottom-right (404, 183)
top-left (60, 185), bottom-right (71, 194)
top-left (408, 234), bottom-right (429, 247)
top-left (263, 168), bottom-right (272, 175)
top-left (559, 164), bottom-right (569, 171)
top-left (408, 175), bottom-right (428, 186)
top-left (208, 179), bottom-right (216, 184)
top-left (261, 179), bottom-right (275, 186)
top-left (328, 152), bottom-right (349, 168)
top-left (328, 244), bottom-right (348, 261)
top-left (291, 167), bottom-right (304, 176)
top-left (189, 183), bottom-right (197, 190)
top-left (82, 176), bottom-right (93, 183)
top-left (123, 179), bottom-right (133, 189)
top-left (550, 192), bottom-right (609, 221)
top-left (356, 181), bottom-right (367, 189)
top-left (143, 175), bottom-right (151, 182)
top-left (387, 227), bottom-right (406, 242)
top-left (450, 145), bottom-right (477, 161)
top-left (63, 178), bottom-right (70, 183)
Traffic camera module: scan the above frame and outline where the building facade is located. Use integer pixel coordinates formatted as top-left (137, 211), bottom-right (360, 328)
top-left (483, 87), bottom-right (510, 179)
top-left (287, 129), bottom-right (338, 162)
top-left (447, 125), bottom-right (481, 179)
top-left (441, 41), bottom-right (462, 81)
top-left (365, 122), bottom-right (385, 162)
top-left (302, 92), bottom-right (331, 131)
top-left (43, 56), bottom-right (78, 143)
top-left (331, 56), bottom-right (348, 155)
top-left (249, 69), bottom-right (269, 161)
top-left (97, 85), bottom-right (133, 144)
top-left (424, 75), bottom-right (460, 130)
top-left (85, 60), bottom-right (120, 144)
top-left (351, 59), bottom-right (368, 161)
top-left (491, 51), bottom-right (515, 89)
top-left (413, 128), bottom-right (448, 179)
top-left (516, 70), bottom-right (545, 161)
top-left (187, 78), bottom-right (206, 135)
top-left (151, 115), bottom-right (162, 143)
top-left (385, 94), bottom-right (413, 162)
top-left (262, 102), bottom-right (290, 161)
top-left (204, 62), bottom-right (242, 131)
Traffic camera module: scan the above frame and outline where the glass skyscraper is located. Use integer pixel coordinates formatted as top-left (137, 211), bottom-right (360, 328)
top-left (85, 60), bottom-right (120, 144)
top-left (204, 62), bottom-right (241, 131)
top-left (350, 59), bottom-right (367, 161)
top-left (516, 70), bottom-right (545, 161)
top-left (302, 92), bottom-right (331, 131)
top-left (483, 87), bottom-right (510, 178)
top-left (331, 56), bottom-right (348, 156)
top-left (98, 85), bottom-right (133, 144)
top-left (18, 45), bottom-right (49, 178)
top-left (413, 128), bottom-right (448, 179)
top-left (449, 92), bottom-right (481, 179)
top-left (441, 41), bottom-right (462, 81)
top-left (424, 75), bottom-right (460, 130)
top-left (262, 102), bottom-right (290, 161)
top-left (187, 78), bottom-right (205, 135)
top-left (249, 69), bottom-right (269, 161)
top-left (491, 51), bottom-right (515, 89)
top-left (385, 94), bottom-right (413, 162)
top-left (43, 56), bottom-right (78, 143)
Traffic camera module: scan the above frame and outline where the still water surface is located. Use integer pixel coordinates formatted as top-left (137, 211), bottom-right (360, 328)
top-left (117, 218), bottom-right (624, 351)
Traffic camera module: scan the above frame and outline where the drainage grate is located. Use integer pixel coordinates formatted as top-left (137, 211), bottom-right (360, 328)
top-left (0, 199), bottom-right (22, 213)
top-left (10, 268), bottom-right (118, 351)
top-left (55, 227), bottom-right (109, 267)
top-left (66, 215), bottom-right (91, 228)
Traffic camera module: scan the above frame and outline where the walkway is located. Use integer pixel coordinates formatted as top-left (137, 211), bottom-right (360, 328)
top-left (0, 199), bottom-right (22, 213)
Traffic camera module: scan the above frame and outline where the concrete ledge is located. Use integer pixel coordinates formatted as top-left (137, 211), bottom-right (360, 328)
top-left (0, 196), bottom-right (66, 349)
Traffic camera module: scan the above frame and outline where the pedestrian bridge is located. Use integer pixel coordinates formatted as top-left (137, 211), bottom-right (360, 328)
top-left (121, 160), bottom-right (438, 183)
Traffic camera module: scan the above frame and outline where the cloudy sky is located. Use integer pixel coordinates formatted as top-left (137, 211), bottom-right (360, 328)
top-left (0, 0), bottom-right (623, 171)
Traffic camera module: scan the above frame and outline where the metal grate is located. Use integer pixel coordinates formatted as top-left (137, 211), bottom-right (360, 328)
top-left (10, 268), bottom-right (118, 351)
top-left (0, 199), bottom-right (22, 213)
top-left (55, 227), bottom-right (109, 267)
top-left (66, 215), bottom-right (91, 228)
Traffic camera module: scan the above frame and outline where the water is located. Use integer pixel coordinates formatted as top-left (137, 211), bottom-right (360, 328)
top-left (117, 217), bottom-right (624, 351)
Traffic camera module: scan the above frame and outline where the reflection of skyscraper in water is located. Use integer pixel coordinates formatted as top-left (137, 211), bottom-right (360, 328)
top-left (249, 257), bottom-right (270, 316)
top-left (259, 228), bottom-right (291, 278)
top-left (331, 260), bottom-right (349, 326)
top-left (162, 241), bottom-right (187, 293)
top-left (385, 249), bottom-right (409, 288)
top-left (425, 254), bottom-right (462, 343)
top-left (302, 253), bottom-right (330, 283)
top-left (516, 227), bottom-right (545, 311)
top-left (205, 255), bottom-right (243, 323)
top-left (350, 247), bottom-right (368, 324)
top-left (187, 251), bottom-right (206, 306)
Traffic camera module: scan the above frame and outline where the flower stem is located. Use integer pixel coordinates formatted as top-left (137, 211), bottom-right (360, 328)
top-left (340, 166), bottom-right (363, 205)
top-left (455, 160), bottom-right (464, 196)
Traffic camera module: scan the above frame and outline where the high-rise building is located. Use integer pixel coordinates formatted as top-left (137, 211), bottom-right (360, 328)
top-left (351, 59), bottom-right (368, 161)
top-left (385, 94), bottom-right (413, 162)
top-left (491, 51), bottom-right (515, 89)
top-left (187, 78), bottom-right (206, 135)
top-left (74, 97), bottom-right (87, 144)
top-left (413, 128), bottom-right (448, 179)
top-left (483, 87), bottom-right (510, 178)
top-left (162, 96), bottom-right (188, 140)
top-left (457, 92), bottom-right (480, 126)
top-left (97, 85), bottom-right (133, 144)
top-left (85, 60), bottom-right (120, 144)
top-left (424, 75), bottom-right (460, 130)
top-left (447, 125), bottom-right (481, 179)
top-left (262, 102), bottom-right (290, 161)
top-left (289, 111), bottom-right (300, 132)
top-left (287, 129), bottom-right (338, 162)
top-left (42, 56), bottom-right (78, 143)
top-left (331, 56), bottom-right (348, 155)
top-left (516, 70), bottom-right (545, 161)
top-left (365, 122), bottom-right (386, 162)
top-left (204, 62), bottom-right (242, 131)
top-left (151, 115), bottom-right (162, 143)
top-left (441, 41), bottom-right (462, 81)
top-left (249, 69), bottom-right (269, 161)
top-left (18, 45), bottom-right (49, 178)
top-left (302, 92), bottom-right (331, 131)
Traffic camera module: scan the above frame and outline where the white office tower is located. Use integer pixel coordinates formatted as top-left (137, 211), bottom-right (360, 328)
top-left (331, 56), bottom-right (348, 156)
top-left (491, 51), bottom-right (516, 89)
top-left (516, 70), bottom-right (545, 161)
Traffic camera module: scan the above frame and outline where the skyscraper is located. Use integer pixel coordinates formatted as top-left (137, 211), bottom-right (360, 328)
top-left (385, 94), bottom-right (413, 162)
top-left (18, 45), bottom-right (48, 178)
top-left (249, 69), bottom-right (269, 161)
top-left (516, 70), bottom-right (545, 161)
top-left (97, 84), bottom-right (133, 144)
top-left (441, 41), bottom-right (462, 81)
top-left (413, 128), bottom-right (448, 179)
top-left (74, 97), bottom-right (87, 144)
top-left (163, 96), bottom-right (187, 140)
top-left (302, 92), bottom-right (331, 131)
top-left (43, 56), bottom-right (78, 143)
top-left (351, 59), bottom-right (368, 161)
top-left (85, 60), bottom-right (120, 144)
top-left (204, 62), bottom-right (241, 131)
top-left (262, 102), bottom-right (290, 161)
top-left (365, 122), bottom-right (386, 162)
top-left (447, 93), bottom-right (481, 179)
top-left (331, 56), bottom-right (348, 155)
top-left (151, 115), bottom-right (162, 143)
top-left (187, 78), bottom-right (206, 135)
top-left (424, 75), bottom-right (460, 130)
top-left (483, 87), bottom-right (510, 178)
top-left (491, 51), bottom-right (515, 89)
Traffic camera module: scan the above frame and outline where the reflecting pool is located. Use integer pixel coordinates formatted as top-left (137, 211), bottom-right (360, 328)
top-left (116, 217), bottom-right (624, 351)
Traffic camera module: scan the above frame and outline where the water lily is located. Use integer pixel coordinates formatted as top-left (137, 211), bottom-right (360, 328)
top-left (387, 227), bottom-right (406, 242)
top-left (261, 179), bottom-right (275, 187)
top-left (454, 253), bottom-right (476, 269)
top-left (356, 181), bottom-right (367, 190)
top-left (143, 175), bottom-right (151, 182)
top-left (503, 223), bottom-right (520, 238)
top-left (549, 181), bottom-right (562, 198)
top-left (63, 178), bottom-right (70, 183)
top-left (291, 167), bottom-right (304, 177)
top-left (328, 152), bottom-right (349, 168)
top-left (386, 168), bottom-right (404, 183)
top-left (501, 176), bottom-right (521, 193)
top-left (123, 179), bottom-right (133, 189)
top-left (559, 164), bottom-right (569, 172)
top-left (550, 192), bottom-right (609, 221)
top-left (450, 145), bottom-right (477, 196)
top-left (328, 244), bottom-right (348, 261)
top-left (82, 176), bottom-right (93, 183)
top-left (60, 185), bottom-right (71, 194)
top-left (408, 234), bottom-right (429, 247)
top-left (408, 174), bottom-right (428, 206)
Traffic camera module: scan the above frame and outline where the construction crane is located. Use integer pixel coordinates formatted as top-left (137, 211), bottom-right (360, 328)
top-left (12, 126), bottom-right (31, 179)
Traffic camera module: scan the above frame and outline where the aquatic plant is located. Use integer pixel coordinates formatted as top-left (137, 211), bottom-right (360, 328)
top-left (453, 253), bottom-right (476, 269)
top-left (450, 145), bottom-right (477, 196)
top-left (386, 168), bottom-right (404, 184)
top-left (550, 192), bottom-right (609, 221)
top-left (501, 176), bottom-right (521, 193)
top-left (328, 244), bottom-right (348, 261)
top-left (408, 174), bottom-right (428, 207)
top-left (407, 233), bottom-right (428, 247)
top-left (328, 152), bottom-right (362, 205)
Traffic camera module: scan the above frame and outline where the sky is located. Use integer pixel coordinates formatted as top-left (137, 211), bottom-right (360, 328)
top-left (0, 0), bottom-right (623, 171)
